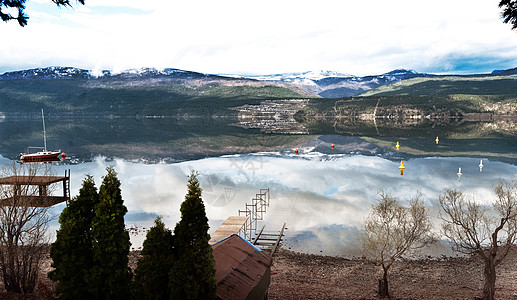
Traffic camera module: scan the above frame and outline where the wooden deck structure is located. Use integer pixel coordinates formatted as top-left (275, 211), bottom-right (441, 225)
top-left (212, 188), bottom-right (284, 257)
top-left (0, 170), bottom-right (70, 207)
top-left (209, 216), bottom-right (249, 245)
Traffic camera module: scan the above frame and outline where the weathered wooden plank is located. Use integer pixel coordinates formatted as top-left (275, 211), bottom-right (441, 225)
top-left (209, 216), bottom-right (249, 245)
top-left (0, 196), bottom-right (67, 207)
top-left (0, 176), bottom-right (68, 185)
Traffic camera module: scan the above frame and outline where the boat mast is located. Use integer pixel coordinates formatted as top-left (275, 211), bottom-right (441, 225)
top-left (41, 109), bottom-right (47, 152)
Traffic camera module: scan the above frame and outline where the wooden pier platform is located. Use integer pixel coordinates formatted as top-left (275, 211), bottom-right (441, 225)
top-left (0, 170), bottom-right (70, 207)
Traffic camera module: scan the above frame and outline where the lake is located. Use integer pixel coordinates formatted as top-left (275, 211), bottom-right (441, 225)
top-left (1, 116), bottom-right (516, 256)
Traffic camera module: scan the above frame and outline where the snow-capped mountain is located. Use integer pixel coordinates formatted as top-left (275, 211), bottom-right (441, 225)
top-left (0, 66), bottom-right (430, 98)
top-left (248, 70), bottom-right (355, 81)
top-left (244, 69), bottom-right (429, 98)
top-left (0, 66), bottom-right (317, 98)
top-left (0, 67), bottom-right (92, 79)
top-left (0, 67), bottom-right (429, 98)
top-left (0, 67), bottom-right (213, 80)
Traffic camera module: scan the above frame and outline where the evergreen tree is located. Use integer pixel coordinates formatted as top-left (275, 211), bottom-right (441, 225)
top-left (49, 175), bottom-right (98, 299)
top-left (132, 217), bottom-right (174, 300)
top-left (500, 0), bottom-right (517, 29)
top-left (89, 166), bottom-right (132, 299)
top-left (1, 0), bottom-right (85, 27)
top-left (170, 171), bottom-right (217, 300)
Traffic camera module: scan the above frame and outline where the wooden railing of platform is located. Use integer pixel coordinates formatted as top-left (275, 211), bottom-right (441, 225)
top-left (0, 170), bottom-right (70, 207)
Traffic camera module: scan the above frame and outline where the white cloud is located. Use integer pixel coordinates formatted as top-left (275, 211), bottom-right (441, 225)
top-left (2, 0), bottom-right (517, 75)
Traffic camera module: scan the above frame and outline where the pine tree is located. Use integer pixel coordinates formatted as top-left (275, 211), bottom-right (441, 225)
top-left (169, 171), bottom-right (217, 300)
top-left (89, 166), bottom-right (132, 299)
top-left (132, 217), bottom-right (174, 300)
top-left (49, 175), bottom-right (98, 299)
top-left (1, 0), bottom-right (85, 27)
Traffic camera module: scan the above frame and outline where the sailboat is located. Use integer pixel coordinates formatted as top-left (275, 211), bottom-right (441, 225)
top-left (20, 109), bottom-right (62, 163)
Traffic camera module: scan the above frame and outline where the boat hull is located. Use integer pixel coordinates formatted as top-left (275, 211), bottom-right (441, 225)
top-left (20, 151), bottom-right (61, 163)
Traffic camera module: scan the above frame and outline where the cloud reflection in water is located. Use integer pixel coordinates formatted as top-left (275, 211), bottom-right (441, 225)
top-left (1, 154), bottom-right (516, 256)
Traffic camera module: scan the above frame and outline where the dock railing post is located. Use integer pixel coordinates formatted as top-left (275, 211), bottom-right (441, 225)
top-left (238, 187), bottom-right (271, 242)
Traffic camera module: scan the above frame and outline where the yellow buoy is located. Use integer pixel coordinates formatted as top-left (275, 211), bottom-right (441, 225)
top-left (396, 141), bottom-right (400, 151)
top-left (399, 161), bottom-right (405, 176)
top-left (435, 136), bottom-right (439, 144)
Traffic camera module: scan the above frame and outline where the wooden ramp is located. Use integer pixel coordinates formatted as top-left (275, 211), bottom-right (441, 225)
top-left (253, 222), bottom-right (286, 258)
top-left (209, 216), bottom-right (249, 245)
top-left (251, 192), bottom-right (298, 257)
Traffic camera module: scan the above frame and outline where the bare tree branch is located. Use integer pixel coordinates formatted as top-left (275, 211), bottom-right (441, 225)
top-left (363, 191), bottom-right (436, 298)
top-left (439, 180), bottom-right (517, 300)
top-left (0, 163), bottom-right (54, 294)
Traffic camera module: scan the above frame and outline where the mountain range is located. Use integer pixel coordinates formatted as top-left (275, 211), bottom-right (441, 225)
top-left (0, 67), bottom-right (429, 98)
top-left (243, 69), bottom-right (428, 97)
top-left (0, 66), bottom-right (215, 81)
top-left (2, 66), bottom-right (517, 99)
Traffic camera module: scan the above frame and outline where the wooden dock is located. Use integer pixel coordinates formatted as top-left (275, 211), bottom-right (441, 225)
top-left (209, 216), bottom-right (249, 245)
top-left (211, 188), bottom-right (290, 258)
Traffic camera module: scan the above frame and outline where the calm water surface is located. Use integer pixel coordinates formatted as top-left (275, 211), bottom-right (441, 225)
top-left (2, 148), bottom-right (515, 256)
top-left (2, 115), bottom-right (517, 256)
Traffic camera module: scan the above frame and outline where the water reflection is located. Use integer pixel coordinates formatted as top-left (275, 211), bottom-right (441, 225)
top-left (1, 153), bottom-right (515, 256)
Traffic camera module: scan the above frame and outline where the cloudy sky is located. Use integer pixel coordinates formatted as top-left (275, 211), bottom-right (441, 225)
top-left (1, 0), bottom-right (517, 76)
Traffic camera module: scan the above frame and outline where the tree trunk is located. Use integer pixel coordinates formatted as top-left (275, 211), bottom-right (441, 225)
top-left (378, 268), bottom-right (390, 298)
top-left (482, 255), bottom-right (496, 300)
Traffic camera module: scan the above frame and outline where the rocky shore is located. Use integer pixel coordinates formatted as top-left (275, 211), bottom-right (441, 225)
top-left (269, 247), bottom-right (517, 300)
top-left (2, 246), bottom-right (517, 299)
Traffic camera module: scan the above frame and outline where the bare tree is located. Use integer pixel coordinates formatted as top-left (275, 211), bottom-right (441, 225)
top-left (0, 163), bottom-right (53, 293)
top-left (363, 191), bottom-right (436, 298)
top-left (439, 180), bottom-right (517, 300)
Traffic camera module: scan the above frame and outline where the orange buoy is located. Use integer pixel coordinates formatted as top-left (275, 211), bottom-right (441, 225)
top-left (331, 144), bottom-right (335, 149)
top-left (294, 149), bottom-right (299, 155)
top-left (399, 161), bottom-right (405, 176)
top-left (61, 152), bottom-right (66, 159)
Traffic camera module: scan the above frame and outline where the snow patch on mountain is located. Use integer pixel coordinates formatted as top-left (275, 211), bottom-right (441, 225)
top-left (249, 70), bottom-right (355, 81)
top-left (0, 67), bottom-right (208, 80)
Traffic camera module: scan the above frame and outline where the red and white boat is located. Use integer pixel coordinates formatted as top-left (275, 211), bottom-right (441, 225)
top-left (20, 149), bottom-right (62, 163)
top-left (20, 109), bottom-right (64, 163)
